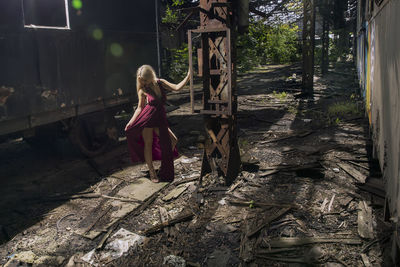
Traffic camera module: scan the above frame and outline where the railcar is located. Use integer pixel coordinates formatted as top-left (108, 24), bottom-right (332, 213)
top-left (356, 0), bottom-right (400, 259)
top-left (0, 0), bottom-right (161, 156)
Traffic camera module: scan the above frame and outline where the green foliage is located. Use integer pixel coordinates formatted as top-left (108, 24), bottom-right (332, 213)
top-left (264, 24), bottom-right (300, 64)
top-left (327, 100), bottom-right (361, 125)
top-left (171, 0), bottom-right (185, 6)
top-left (272, 90), bottom-right (288, 100)
top-left (328, 101), bottom-right (360, 117)
top-left (161, 0), bottom-right (186, 24)
top-left (237, 20), bottom-right (300, 73)
top-left (249, 200), bottom-right (255, 209)
top-left (163, 43), bottom-right (192, 81)
top-left (162, 6), bottom-right (179, 24)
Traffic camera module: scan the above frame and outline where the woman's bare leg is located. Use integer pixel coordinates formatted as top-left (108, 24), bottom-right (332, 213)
top-left (153, 128), bottom-right (178, 151)
top-left (142, 127), bottom-right (158, 182)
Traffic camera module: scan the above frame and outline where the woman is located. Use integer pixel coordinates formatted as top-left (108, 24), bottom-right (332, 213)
top-left (125, 65), bottom-right (190, 183)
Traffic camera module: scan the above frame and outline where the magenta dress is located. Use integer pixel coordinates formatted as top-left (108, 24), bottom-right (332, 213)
top-left (125, 80), bottom-right (178, 182)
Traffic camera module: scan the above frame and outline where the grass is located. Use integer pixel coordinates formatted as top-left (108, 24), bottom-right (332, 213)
top-left (287, 104), bottom-right (299, 115)
top-left (327, 101), bottom-right (360, 118)
top-left (272, 91), bottom-right (288, 101)
top-left (326, 100), bottom-right (361, 125)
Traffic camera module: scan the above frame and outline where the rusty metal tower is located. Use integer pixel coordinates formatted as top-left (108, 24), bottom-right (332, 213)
top-left (188, 0), bottom-right (241, 185)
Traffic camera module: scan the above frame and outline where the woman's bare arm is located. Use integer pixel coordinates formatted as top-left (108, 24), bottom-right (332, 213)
top-left (159, 69), bottom-right (190, 91)
top-left (125, 90), bottom-right (146, 131)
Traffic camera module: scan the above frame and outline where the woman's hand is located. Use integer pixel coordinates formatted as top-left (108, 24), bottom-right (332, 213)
top-left (124, 122), bottom-right (132, 131)
top-left (186, 68), bottom-right (191, 79)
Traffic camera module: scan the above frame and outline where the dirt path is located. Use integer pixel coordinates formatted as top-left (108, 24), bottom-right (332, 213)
top-left (0, 63), bottom-right (391, 267)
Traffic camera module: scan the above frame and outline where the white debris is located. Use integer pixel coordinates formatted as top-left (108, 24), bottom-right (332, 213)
top-left (82, 228), bottom-right (146, 266)
top-left (332, 168), bottom-right (340, 173)
top-left (163, 255), bottom-right (186, 267)
top-left (218, 198), bottom-right (227, 205)
top-left (180, 157), bottom-right (199, 164)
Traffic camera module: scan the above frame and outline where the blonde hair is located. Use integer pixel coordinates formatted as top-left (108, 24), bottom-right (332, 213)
top-left (136, 65), bottom-right (160, 97)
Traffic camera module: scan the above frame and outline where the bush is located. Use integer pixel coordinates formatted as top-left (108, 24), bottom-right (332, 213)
top-left (163, 43), bottom-right (193, 82)
top-left (237, 20), bottom-right (300, 73)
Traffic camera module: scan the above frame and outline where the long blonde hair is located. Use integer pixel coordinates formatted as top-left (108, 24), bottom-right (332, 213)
top-left (136, 65), bottom-right (160, 97)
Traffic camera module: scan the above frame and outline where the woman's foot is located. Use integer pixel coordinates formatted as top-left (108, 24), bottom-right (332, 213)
top-left (149, 172), bottom-right (160, 183)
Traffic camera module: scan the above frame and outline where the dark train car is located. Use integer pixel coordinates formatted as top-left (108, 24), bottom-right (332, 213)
top-left (0, 0), bottom-right (161, 155)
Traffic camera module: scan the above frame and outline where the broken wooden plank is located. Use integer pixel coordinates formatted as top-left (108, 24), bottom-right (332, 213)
top-left (337, 162), bottom-right (367, 183)
top-left (100, 194), bottom-right (142, 203)
top-left (268, 237), bottom-right (362, 247)
top-left (328, 194), bottom-right (336, 212)
top-left (159, 207), bottom-right (170, 235)
top-left (257, 248), bottom-right (298, 255)
top-left (256, 255), bottom-right (306, 263)
top-left (348, 161), bottom-right (370, 171)
top-left (173, 176), bottom-right (199, 186)
top-left (259, 169), bottom-right (280, 177)
top-left (132, 193), bottom-right (159, 216)
top-left (208, 186), bottom-right (228, 192)
top-left (260, 135), bottom-right (294, 144)
top-left (358, 201), bottom-right (374, 239)
top-left (360, 253), bottom-right (372, 267)
top-left (335, 156), bottom-right (371, 163)
top-left (162, 183), bottom-right (190, 201)
top-left (81, 206), bottom-right (112, 236)
top-left (143, 211), bottom-right (194, 235)
top-left (239, 213), bottom-right (256, 263)
top-left (320, 198), bottom-right (328, 212)
top-left (228, 200), bottom-right (294, 209)
top-left (248, 208), bottom-right (291, 237)
top-left (96, 226), bottom-right (114, 251)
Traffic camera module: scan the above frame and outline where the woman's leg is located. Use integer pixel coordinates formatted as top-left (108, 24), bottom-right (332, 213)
top-left (153, 128), bottom-right (178, 151)
top-left (142, 127), bottom-right (158, 182)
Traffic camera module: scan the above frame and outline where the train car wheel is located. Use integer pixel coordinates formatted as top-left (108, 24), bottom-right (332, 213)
top-left (69, 113), bottom-right (118, 157)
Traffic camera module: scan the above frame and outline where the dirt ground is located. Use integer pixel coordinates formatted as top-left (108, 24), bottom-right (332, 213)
top-left (0, 63), bottom-right (392, 267)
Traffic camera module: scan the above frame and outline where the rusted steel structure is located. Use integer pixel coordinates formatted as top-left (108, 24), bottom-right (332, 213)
top-left (302, 0), bottom-right (316, 93)
top-left (188, 0), bottom-right (241, 184)
top-left (0, 0), bottom-right (160, 155)
top-left (356, 0), bottom-right (400, 260)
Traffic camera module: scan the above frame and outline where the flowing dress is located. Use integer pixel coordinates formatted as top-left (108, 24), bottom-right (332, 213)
top-left (125, 80), bottom-right (178, 182)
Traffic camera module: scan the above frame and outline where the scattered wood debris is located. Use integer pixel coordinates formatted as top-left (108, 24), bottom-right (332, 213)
top-left (337, 162), bottom-right (367, 183)
top-left (358, 201), bottom-right (374, 239)
top-left (143, 211), bottom-right (194, 236)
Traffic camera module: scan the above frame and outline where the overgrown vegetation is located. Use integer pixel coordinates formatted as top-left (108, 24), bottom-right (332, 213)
top-left (328, 101), bottom-right (360, 117)
top-left (162, 43), bottom-right (192, 82)
top-left (272, 90), bottom-right (288, 101)
top-left (325, 99), bottom-right (362, 125)
top-left (162, 6), bottom-right (180, 24)
top-left (237, 21), bottom-right (300, 73)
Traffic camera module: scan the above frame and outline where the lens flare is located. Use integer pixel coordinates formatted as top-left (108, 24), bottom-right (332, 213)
top-left (110, 43), bottom-right (123, 57)
top-left (72, 0), bottom-right (82, 10)
top-left (92, 28), bottom-right (103, 40)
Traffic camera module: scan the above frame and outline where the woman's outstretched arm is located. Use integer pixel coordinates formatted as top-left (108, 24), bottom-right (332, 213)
top-left (159, 69), bottom-right (191, 91)
top-left (125, 90), bottom-right (146, 131)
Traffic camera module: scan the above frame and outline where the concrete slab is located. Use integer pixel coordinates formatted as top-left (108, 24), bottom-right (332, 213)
top-left (77, 178), bottom-right (167, 240)
top-left (111, 166), bottom-right (143, 180)
top-left (117, 178), bottom-right (168, 201)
